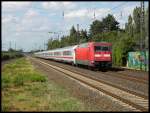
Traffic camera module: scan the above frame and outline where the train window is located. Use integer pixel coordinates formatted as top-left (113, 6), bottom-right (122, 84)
top-left (95, 46), bottom-right (102, 52)
top-left (95, 46), bottom-right (110, 52)
top-left (63, 51), bottom-right (72, 56)
top-left (102, 46), bottom-right (109, 51)
top-left (49, 52), bottom-right (53, 56)
top-left (54, 52), bottom-right (61, 56)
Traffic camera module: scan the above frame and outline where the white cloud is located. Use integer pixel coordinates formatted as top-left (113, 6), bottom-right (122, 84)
top-left (42, 2), bottom-right (59, 10)
top-left (42, 2), bottom-right (76, 10)
top-left (64, 8), bottom-right (110, 20)
top-left (2, 15), bottom-right (19, 34)
top-left (65, 9), bottom-right (87, 19)
top-left (2, 14), bottom-right (19, 24)
top-left (13, 8), bottom-right (58, 34)
top-left (113, 4), bottom-right (138, 28)
top-left (122, 5), bottom-right (136, 17)
top-left (14, 9), bottom-right (42, 32)
top-left (24, 9), bottom-right (39, 18)
top-left (2, 2), bottom-right (32, 12)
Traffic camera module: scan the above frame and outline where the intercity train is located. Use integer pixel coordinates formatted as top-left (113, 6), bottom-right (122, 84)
top-left (34, 42), bottom-right (112, 68)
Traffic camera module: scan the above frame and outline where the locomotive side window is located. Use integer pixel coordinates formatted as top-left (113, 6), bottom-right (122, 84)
top-left (102, 46), bottom-right (109, 51)
top-left (95, 46), bottom-right (110, 52)
top-left (95, 46), bottom-right (102, 52)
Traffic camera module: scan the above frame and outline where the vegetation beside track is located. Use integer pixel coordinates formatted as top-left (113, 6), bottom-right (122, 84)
top-left (2, 49), bottom-right (23, 61)
top-left (2, 57), bottom-right (87, 111)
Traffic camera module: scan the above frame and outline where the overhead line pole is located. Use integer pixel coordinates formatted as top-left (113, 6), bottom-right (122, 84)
top-left (15, 42), bottom-right (16, 50)
top-left (9, 41), bottom-right (11, 50)
top-left (140, 1), bottom-right (145, 50)
top-left (77, 24), bottom-right (79, 44)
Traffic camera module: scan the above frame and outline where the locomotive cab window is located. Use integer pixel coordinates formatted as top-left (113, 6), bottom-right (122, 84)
top-left (95, 46), bottom-right (110, 52)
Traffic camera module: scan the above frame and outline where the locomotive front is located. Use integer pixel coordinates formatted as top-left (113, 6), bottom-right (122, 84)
top-left (91, 42), bottom-right (112, 68)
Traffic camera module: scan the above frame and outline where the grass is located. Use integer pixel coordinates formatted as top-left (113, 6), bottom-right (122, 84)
top-left (2, 57), bottom-right (87, 111)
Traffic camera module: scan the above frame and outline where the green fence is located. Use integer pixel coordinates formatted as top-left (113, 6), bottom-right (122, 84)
top-left (127, 51), bottom-right (149, 71)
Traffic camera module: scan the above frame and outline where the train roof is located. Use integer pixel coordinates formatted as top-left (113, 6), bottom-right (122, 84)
top-left (34, 42), bottom-right (112, 54)
top-left (34, 45), bottom-right (78, 54)
top-left (77, 41), bottom-right (111, 46)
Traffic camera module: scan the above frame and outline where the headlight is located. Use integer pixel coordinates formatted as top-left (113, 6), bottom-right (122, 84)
top-left (103, 54), bottom-right (110, 57)
top-left (95, 54), bottom-right (102, 57)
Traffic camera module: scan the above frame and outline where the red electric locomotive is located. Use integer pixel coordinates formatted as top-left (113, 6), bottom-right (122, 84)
top-left (75, 42), bottom-right (112, 68)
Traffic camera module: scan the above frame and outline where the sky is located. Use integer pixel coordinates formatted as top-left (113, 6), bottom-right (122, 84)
top-left (2, 1), bottom-right (149, 52)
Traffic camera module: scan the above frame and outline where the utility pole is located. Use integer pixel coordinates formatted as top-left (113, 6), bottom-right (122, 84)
top-left (44, 41), bottom-right (46, 50)
top-left (35, 43), bottom-right (37, 51)
top-left (77, 24), bottom-right (79, 44)
top-left (140, 1), bottom-right (145, 50)
top-left (62, 11), bottom-right (64, 19)
top-left (140, 1), bottom-right (146, 70)
top-left (9, 41), bottom-right (11, 50)
top-left (15, 42), bottom-right (16, 50)
top-left (58, 34), bottom-right (59, 41)
top-left (93, 8), bottom-right (96, 20)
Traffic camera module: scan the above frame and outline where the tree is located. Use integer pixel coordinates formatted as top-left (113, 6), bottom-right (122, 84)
top-left (8, 48), bottom-right (15, 52)
top-left (79, 29), bottom-right (88, 43)
top-left (47, 38), bottom-right (61, 50)
top-left (112, 33), bottom-right (135, 66)
top-left (89, 20), bottom-right (104, 36)
top-left (89, 14), bottom-right (119, 38)
top-left (102, 14), bottom-right (119, 32)
top-left (70, 26), bottom-right (76, 36)
top-left (60, 36), bottom-right (70, 48)
top-left (145, 7), bottom-right (149, 49)
top-left (133, 7), bottom-right (141, 34)
top-left (125, 15), bottom-right (134, 37)
top-left (47, 38), bottom-right (53, 50)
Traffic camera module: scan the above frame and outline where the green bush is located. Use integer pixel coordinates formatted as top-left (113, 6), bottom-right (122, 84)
top-left (2, 54), bottom-right (10, 60)
top-left (2, 52), bottom-right (23, 61)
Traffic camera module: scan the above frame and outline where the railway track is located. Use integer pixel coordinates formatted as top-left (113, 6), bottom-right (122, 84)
top-left (41, 58), bottom-right (148, 85)
top-left (100, 71), bottom-right (148, 84)
top-left (109, 67), bottom-right (148, 80)
top-left (39, 58), bottom-right (148, 98)
top-left (28, 56), bottom-right (148, 111)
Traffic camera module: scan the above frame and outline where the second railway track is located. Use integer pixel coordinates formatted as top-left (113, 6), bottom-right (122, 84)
top-left (28, 56), bottom-right (149, 111)
top-left (100, 71), bottom-right (148, 84)
top-left (39, 58), bottom-right (148, 98)
top-left (40, 58), bottom-right (148, 85)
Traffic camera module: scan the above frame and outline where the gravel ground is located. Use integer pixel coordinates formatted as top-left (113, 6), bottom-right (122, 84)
top-left (118, 70), bottom-right (148, 80)
top-left (29, 58), bottom-right (136, 111)
top-left (109, 68), bottom-right (148, 80)
top-left (38, 58), bottom-right (149, 97)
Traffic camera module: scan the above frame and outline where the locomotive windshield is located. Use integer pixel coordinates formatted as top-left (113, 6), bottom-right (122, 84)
top-left (94, 46), bottom-right (110, 52)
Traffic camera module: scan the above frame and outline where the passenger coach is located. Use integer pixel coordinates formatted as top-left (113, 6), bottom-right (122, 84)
top-left (34, 45), bottom-right (78, 64)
